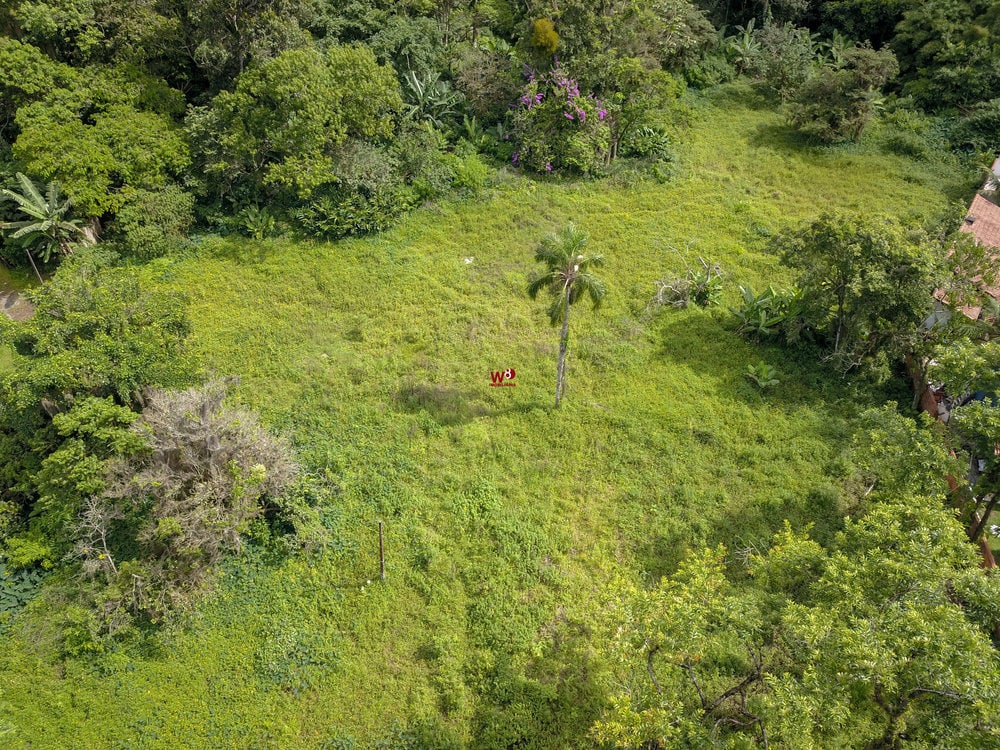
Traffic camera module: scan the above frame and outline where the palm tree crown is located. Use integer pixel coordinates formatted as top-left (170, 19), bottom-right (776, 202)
top-left (527, 223), bottom-right (606, 324)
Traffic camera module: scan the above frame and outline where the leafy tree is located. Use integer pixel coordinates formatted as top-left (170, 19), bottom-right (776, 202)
top-left (188, 44), bottom-right (401, 207)
top-left (789, 44), bottom-right (898, 142)
top-left (773, 500), bottom-right (1000, 749)
top-left (11, 396), bottom-right (147, 566)
top-left (3, 257), bottom-right (192, 411)
top-left (12, 68), bottom-right (190, 218)
top-left (929, 340), bottom-right (1000, 544)
top-left (0, 255), bottom-right (192, 566)
top-left (527, 223), bottom-right (606, 407)
top-left (850, 404), bottom-right (962, 503)
top-left (590, 55), bottom-right (683, 164)
top-left (748, 20), bottom-right (817, 100)
top-left (594, 545), bottom-right (775, 748)
top-left (157, 0), bottom-right (313, 93)
top-left (892, 0), bottom-right (1000, 110)
top-left (771, 213), bottom-right (938, 377)
top-left (0, 38), bottom-right (79, 143)
top-left (596, 500), bottom-right (1000, 748)
top-left (535, 0), bottom-right (715, 73)
top-left (0, 172), bottom-right (84, 281)
top-left (7, 0), bottom-right (104, 64)
top-left (510, 63), bottom-right (611, 174)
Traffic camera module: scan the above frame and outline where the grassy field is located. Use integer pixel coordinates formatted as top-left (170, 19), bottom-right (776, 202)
top-left (0, 84), bottom-right (975, 749)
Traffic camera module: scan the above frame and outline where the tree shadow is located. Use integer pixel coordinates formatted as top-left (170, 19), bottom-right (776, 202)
top-left (394, 381), bottom-right (556, 426)
top-left (748, 121), bottom-right (828, 156)
top-left (654, 312), bottom-right (848, 412)
top-left (637, 478), bottom-right (847, 583)
top-left (702, 82), bottom-right (776, 112)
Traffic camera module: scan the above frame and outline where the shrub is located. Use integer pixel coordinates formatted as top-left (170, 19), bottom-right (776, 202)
top-left (621, 126), bottom-right (674, 160)
top-left (111, 185), bottom-right (195, 259)
top-left (83, 381), bottom-right (298, 624)
top-left (454, 46), bottom-right (520, 124)
top-left (731, 284), bottom-right (804, 342)
top-left (510, 64), bottom-right (611, 174)
top-left (295, 187), bottom-right (411, 240)
top-left (748, 22), bottom-right (816, 100)
top-left (789, 45), bottom-right (898, 142)
top-left (952, 98), bottom-right (1000, 153)
top-left (684, 51), bottom-right (735, 89)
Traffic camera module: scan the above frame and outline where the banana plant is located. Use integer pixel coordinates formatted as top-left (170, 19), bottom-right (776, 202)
top-left (1, 172), bottom-right (84, 283)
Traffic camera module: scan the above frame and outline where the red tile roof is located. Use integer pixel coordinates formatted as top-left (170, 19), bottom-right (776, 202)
top-left (936, 191), bottom-right (1000, 319)
top-left (961, 194), bottom-right (1000, 249)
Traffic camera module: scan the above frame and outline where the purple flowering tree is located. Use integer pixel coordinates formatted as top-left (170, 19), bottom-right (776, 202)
top-left (509, 64), bottom-right (610, 174)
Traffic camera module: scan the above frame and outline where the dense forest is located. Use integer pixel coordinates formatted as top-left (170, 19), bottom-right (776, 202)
top-left (2, 1), bottom-right (1000, 748)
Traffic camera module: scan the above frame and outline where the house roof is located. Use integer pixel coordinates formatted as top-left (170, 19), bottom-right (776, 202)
top-left (961, 194), bottom-right (1000, 249)
top-left (935, 188), bottom-right (1000, 320)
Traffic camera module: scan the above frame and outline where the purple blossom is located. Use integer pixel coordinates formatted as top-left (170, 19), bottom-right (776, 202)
top-left (545, 163), bottom-right (553, 172)
top-left (564, 111), bottom-right (574, 120)
top-left (512, 152), bottom-right (520, 165)
top-left (535, 93), bottom-right (543, 103)
top-left (598, 109), bottom-right (607, 120)
top-left (576, 107), bottom-right (586, 122)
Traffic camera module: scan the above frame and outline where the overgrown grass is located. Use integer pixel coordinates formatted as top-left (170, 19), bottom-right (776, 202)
top-left (0, 82), bottom-right (974, 749)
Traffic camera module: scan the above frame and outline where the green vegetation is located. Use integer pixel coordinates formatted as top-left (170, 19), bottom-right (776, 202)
top-left (2, 0), bottom-right (1000, 746)
top-left (1, 82), bottom-right (989, 747)
top-left (527, 223), bottom-right (606, 407)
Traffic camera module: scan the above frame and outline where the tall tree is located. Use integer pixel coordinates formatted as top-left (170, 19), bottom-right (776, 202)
top-left (527, 223), bottom-right (605, 407)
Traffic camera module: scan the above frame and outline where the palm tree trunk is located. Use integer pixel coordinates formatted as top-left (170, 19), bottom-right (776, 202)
top-left (556, 290), bottom-right (571, 407)
top-left (25, 249), bottom-right (43, 284)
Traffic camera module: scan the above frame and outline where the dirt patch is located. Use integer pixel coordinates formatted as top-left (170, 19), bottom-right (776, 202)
top-left (0, 290), bottom-right (34, 321)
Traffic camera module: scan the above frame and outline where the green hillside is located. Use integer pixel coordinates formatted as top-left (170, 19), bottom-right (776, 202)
top-left (0, 84), bottom-right (976, 748)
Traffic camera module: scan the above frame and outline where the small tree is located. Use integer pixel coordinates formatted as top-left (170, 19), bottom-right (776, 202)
top-left (528, 223), bottom-right (606, 407)
top-left (0, 172), bottom-right (84, 282)
top-left (789, 44), bottom-right (898, 142)
top-left (772, 213), bottom-right (938, 377)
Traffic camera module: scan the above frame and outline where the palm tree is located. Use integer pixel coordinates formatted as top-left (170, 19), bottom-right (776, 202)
top-left (528, 223), bottom-right (606, 407)
top-left (0, 172), bottom-right (83, 283)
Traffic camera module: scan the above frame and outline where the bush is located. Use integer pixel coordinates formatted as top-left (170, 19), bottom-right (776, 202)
top-left (295, 187), bottom-right (411, 240)
top-left (748, 22), bottom-right (816, 100)
top-left (731, 284), bottom-right (804, 342)
top-left (881, 130), bottom-right (928, 159)
top-left (83, 381), bottom-right (298, 624)
top-left (621, 126), bottom-right (674, 160)
top-left (684, 51), bottom-right (735, 89)
top-left (788, 45), bottom-right (898, 143)
top-left (454, 46), bottom-right (520, 124)
top-left (111, 185), bottom-right (195, 259)
top-left (510, 64), bottom-right (611, 174)
top-left (952, 98), bottom-right (1000, 153)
